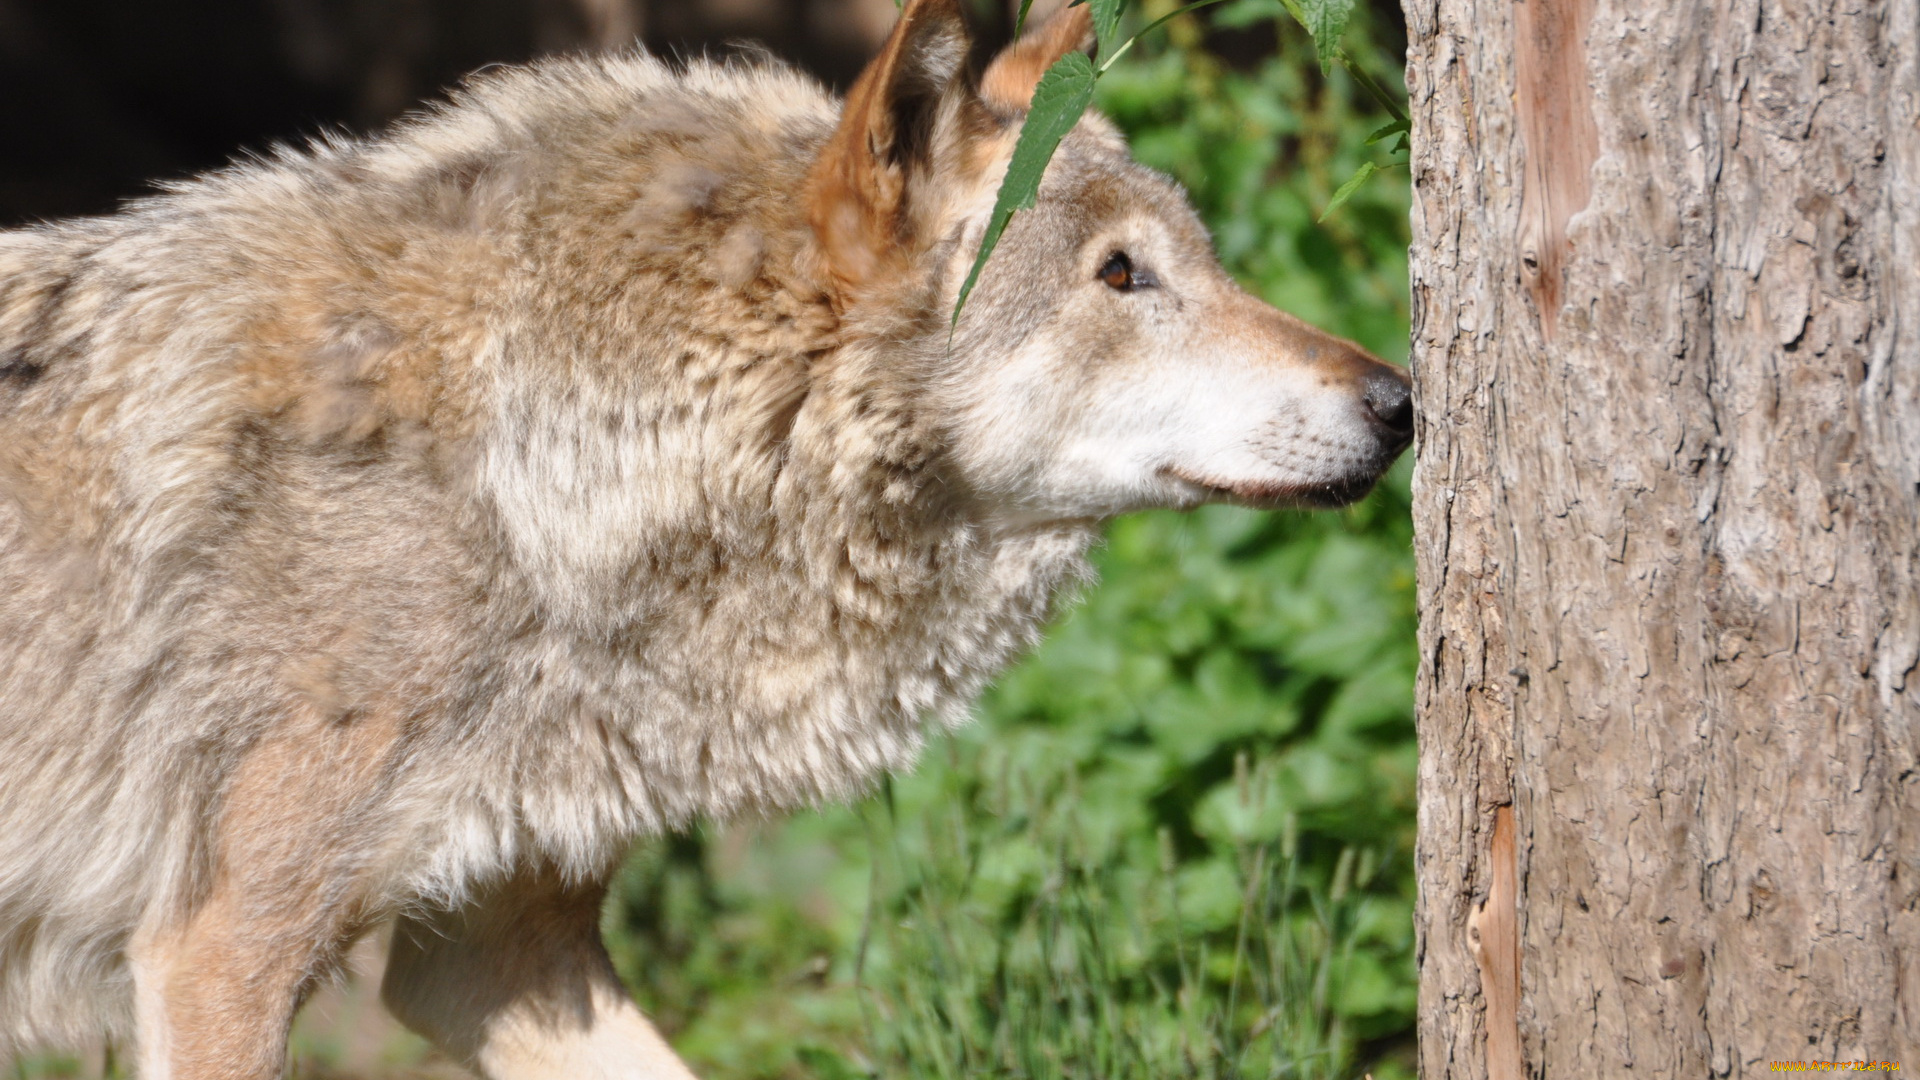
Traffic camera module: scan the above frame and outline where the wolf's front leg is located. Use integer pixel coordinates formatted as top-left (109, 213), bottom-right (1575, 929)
top-left (381, 868), bottom-right (698, 1080)
top-left (128, 905), bottom-right (332, 1080)
top-left (126, 705), bottom-right (406, 1080)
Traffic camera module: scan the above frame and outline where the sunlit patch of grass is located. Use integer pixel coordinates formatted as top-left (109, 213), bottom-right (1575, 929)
top-left (833, 748), bottom-right (1413, 1080)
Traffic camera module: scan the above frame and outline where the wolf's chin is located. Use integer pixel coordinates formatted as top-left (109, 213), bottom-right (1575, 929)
top-left (1160, 465), bottom-right (1384, 509)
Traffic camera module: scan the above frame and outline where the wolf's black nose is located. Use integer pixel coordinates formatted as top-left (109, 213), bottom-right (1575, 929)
top-left (1362, 368), bottom-right (1414, 439)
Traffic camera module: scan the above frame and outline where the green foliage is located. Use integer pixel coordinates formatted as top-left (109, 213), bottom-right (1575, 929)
top-left (1273, 0), bottom-right (1410, 215)
top-left (844, 493), bottom-right (1418, 1078)
top-left (851, 747), bottom-right (1409, 1079)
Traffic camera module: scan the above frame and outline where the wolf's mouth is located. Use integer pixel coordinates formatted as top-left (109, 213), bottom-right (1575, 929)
top-left (1160, 466), bottom-right (1376, 509)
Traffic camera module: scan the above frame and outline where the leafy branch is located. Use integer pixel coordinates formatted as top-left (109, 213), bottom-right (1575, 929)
top-left (1275, 0), bottom-right (1410, 219)
top-left (953, 0), bottom-right (1407, 326)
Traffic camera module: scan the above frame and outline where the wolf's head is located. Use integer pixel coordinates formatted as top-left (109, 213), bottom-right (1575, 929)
top-left (806, 0), bottom-right (1412, 524)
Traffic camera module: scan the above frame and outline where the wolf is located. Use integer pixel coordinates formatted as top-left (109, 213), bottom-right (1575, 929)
top-left (0, 0), bottom-right (1411, 1076)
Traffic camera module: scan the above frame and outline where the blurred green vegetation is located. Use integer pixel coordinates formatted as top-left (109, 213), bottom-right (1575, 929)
top-left (603, 3), bottom-right (1417, 1078)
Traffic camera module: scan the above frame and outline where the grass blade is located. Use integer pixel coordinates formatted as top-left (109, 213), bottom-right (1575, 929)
top-left (1014, 0), bottom-right (1037, 37)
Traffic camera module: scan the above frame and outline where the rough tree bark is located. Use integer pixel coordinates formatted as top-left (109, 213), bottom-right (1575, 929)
top-left (1406, 0), bottom-right (1919, 1074)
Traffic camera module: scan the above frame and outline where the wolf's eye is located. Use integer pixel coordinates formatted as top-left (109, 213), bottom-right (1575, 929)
top-left (1099, 252), bottom-right (1136, 291)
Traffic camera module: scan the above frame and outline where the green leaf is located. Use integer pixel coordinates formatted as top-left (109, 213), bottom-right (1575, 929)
top-left (1317, 159), bottom-right (1377, 222)
top-left (1365, 118), bottom-right (1410, 146)
top-left (1283, 0), bottom-right (1354, 74)
top-left (1013, 0), bottom-right (1036, 37)
top-left (1090, 0), bottom-right (1125, 59)
top-left (951, 51), bottom-right (1098, 327)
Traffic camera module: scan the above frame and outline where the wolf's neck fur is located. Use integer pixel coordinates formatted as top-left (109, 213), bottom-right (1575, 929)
top-left (382, 56), bottom-right (1100, 892)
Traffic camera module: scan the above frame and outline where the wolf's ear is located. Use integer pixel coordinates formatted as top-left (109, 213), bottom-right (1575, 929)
top-left (806, 0), bottom-right (980, 291)
top-left (981, 3), bottom-right (1095, 112)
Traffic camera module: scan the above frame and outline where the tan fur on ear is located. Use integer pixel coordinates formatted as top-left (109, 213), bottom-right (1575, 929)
top-left (806, 0), bottom-right (970, 291)
top-left (982, 3), bottom-right (1095, 112)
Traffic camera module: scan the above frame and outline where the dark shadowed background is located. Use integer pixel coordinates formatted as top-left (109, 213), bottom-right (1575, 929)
top-left (0, 0), bottom-right (912, 224)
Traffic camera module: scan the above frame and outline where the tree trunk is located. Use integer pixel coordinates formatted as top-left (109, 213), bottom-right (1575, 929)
top-left (1404, 0), bottom-right (1920, 1074)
